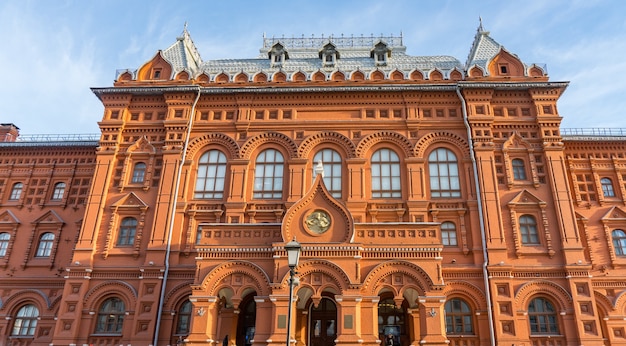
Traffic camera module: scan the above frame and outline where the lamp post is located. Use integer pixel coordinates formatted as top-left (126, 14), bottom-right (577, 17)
top-left (285, 238), bottom-right (302, 346)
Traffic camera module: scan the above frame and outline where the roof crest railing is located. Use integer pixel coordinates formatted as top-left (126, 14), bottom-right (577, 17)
top-left (561, 128), bottom-right (626, 137)
top-left (16, 133), bottom-right (100, 142)
top-left (262, 33), bottom-right (403, 49)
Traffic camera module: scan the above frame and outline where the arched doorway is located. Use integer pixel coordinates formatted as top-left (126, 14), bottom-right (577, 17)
top-left (309, 297), bottom-right (337, 346)
top-left (378, 295), bottom-right (409, 346)
top-left (236, 294), bottom-right (256, 346)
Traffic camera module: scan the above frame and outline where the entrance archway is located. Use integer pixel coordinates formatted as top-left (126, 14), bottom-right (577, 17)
top-left (236, 294), bottom-right (256, 346)
top-left (378, 295), bottom-right (409, 346)
top-left (309, 297), bottom-right (337, 346)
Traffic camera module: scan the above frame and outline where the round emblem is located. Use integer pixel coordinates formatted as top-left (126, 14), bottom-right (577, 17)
top-left (305, 210), bottom-right (331, 234)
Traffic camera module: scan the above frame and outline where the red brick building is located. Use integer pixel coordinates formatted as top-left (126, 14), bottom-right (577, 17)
top-left (1, 24), bottom-right (626, 346)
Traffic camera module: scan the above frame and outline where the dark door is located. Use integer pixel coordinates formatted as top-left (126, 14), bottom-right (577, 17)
top-left (309, 298), bottom-right (337, 346)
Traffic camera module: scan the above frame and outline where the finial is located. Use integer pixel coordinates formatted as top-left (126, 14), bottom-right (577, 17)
top-left (478, 16), bottom-right (484, 32)
top-left (184, 21), bottom-right (188, 32)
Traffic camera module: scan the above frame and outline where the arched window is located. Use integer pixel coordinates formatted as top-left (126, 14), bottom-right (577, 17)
top-left (9, 182), bottom-right (23, 200)
top-left (175, 300), bottom-right (192, 335)
top-left (117, 217), bottom-right (137, 246)
top-left (253, 149), bottom-right (284, 199)
top-left (512, 159), bottom-right (527, 180)
top-left (441, 222), bottom-right (457, 246)
top-left (428, 148), bottom-right (460, 198)
top-left (612, 229), bottom-right (626, 256)
top-left (36, 233), bottom-right (55, 257)
top-left (52, 182), bottom-right (66, 200)
top-left (12, 304), bottom-right (39, 336)
top-left (0, 232), bottom-right (9, 257)
top-left (131, 162), bottom-right (147, 183)
top-left (195, 150), bottom-right (227, 199)
top-left (601, 178), bottom-right (615, 197)
top-left (313, 149), bottom-right (342, 198)
top-left (528, 297), bottom-right (559, 335)
top-left (95, 297), bottom-right (125, 334)
top-left (444, 298), bottom-right (473, 335)
top-left (371, 148), bottom-right (401, 198)
top-left (519, 215), bottom-right (539, 245)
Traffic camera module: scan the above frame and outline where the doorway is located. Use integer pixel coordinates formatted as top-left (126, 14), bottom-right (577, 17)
top-left (309, 297), bottom-right (337, 346)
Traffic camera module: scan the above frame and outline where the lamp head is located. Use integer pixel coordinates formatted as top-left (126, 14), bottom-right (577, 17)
top-left (285, 238), bottom-right (302, 269)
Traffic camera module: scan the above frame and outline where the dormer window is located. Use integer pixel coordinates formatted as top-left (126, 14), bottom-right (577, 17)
top-left (319, 43), bottom-right (339, 67)
top-left (268, 42), bottom-right (289, 67)
top-left (371, 41), bottom-right (390, 66)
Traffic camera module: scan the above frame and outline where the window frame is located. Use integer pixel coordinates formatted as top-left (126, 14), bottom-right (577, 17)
top-left (601, 177), bottom-right (616, 197)
top-left (175, 300), bottom-right (192, 335)
top-left (519, 214), bottom-right (540, 245)
top-left (313, 148), bottom-right (343, 198)
top-left (444, 298), bottom-right (474, 335)
top-left (117, 217), bottom-right (137, 246)
top-left (131, 162), bottom-right (147, 184)
top-left (371, 148), bottom-right (402, 198)
top-left (51, 182), bottom-right (66, 200)
top-left (9, 182), bottom-right (23, 200)
top-left (11, 304), bottom-right (39, 337)
top-left (512, 158), bottom-right (527, 180)
top-left (428, 148), bottom-right (461, 198)
top-left (253, 148), bottom-right (285, 199)
top-left (194, 150), bottom-right (228, 199)
top-left (528, 297), bottom-right (560, 335)
top-left (441, 221), bottom-right (458, 246)
top-left (612, 229), bottom-right (626, 256)
top-left (95, 297), bottom-right (126, 335)
top-left (0, 232), bottom-right (9, 257)
top-left (36, 232), bottom-right (55, 257)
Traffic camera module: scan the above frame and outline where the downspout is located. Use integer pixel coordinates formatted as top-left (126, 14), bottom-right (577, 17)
top-left (456, 86), bottom-right (496, 346)
top-left (153, 86), bottom-right (202, 346)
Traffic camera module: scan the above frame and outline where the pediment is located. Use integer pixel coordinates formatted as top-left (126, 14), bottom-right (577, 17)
top-left (503, 132), bottom-right (531, 150)
top-left (508, 189), bottom-right (546, 207)
top-left (601, 206), bottom-right (626, 221)
top-left (282, 175), bottom-right (353, 244)
top-left (111, 192), bottom-right (149, 210)
top-left (32, 210), bottom-right (64, 225)
top-left (128, 136), bottom-right (155, 154)
top-left (0, 210), bottom-right (19, 224)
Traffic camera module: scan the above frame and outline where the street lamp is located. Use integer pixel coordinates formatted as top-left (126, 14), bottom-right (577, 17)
top-left (285, 238), bottom-right (302, 346)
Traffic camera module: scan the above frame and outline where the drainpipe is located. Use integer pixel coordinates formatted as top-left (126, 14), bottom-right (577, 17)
top-left (153, 86), bottom-right (202, 346)
top-left (456, 86), bottom-right (496, 346)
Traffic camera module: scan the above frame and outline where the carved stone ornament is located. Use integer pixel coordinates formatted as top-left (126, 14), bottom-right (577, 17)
top-left (305, 210), bottom-right (331, 234)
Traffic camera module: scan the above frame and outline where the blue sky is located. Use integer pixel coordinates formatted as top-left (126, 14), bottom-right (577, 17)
top-left (1, 0), bottom-right (625, 134)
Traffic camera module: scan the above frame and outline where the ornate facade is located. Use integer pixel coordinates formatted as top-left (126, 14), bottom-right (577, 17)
top-left (1, 24), bottom-right (626, 346)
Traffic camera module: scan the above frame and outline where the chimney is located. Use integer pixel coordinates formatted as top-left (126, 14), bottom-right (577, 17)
top-left (0, 123), bottom-right (20, 142)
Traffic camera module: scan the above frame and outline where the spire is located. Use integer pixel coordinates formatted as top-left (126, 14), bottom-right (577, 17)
top-left (478, 16), bottom-right (484, 32)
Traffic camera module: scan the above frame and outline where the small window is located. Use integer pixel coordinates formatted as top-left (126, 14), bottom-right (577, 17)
top-left (371, 148), bottom-right (401, 198)
top-left (9, 182), bottom-right (23, 200)
top-left (601, 178), bottom-right (615, 197)
top-left (176, 300), bottom-right (192, 335)
top-left (499, 64), bottom-right (508, 74)
top-left (528, 297), bottom-right (559, 335)
top-left (612, 229), bottom-right (626, 256)
top-left (36, 233), bottom-right (55, 257)
top-left (196, 226), bottom-right (203, 245)
top-left (519, 215), bottom-right (539, 245)
top-left (445, 298), bottom-right (473, 335)
top-left (132, 162), bottom-right (147, 184)
top-left (512, 159), bottom-right (527, 180)
top-left (12, 304), bottom-right (39, 336)
top-left (0, 232), bottom-right (10, 257)
top-left (95, 298), bottom-right (125, 334)
top-left (52, 182), bottom-right (66, 200)
top-left (152, 69), bottom-right (162, 79)
top-left (117, 217), bottom-right (137, 246)
top-left (441, 222), bottom-right (457, 246)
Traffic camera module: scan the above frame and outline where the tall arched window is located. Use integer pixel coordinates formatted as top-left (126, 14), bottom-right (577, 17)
top-left (36, 233), bottom-right (55, 257)
top-left (528, 297), bottom-right (559, 335)
top-left (371, 148), bottom-right (401, 198)
top-left (95, 297), bottom-right (125, 334)
top-left (519, 215), bottom-right (539, 245)
top-left (253, 149), bottom-right (284, 199)
top-left (12, 304), bottom-right (39, 336)
top-left (601, 178), bottom-right (615, 197)
top-left (612, 229), bottom-right (626, 256)
top-left (512, 159), bottom-right (527, 180)
top-left (131, 162), bottom-right (147, 183)
top-left (0, 232), bottom-right (9, 257)
top-left (441, 222), bottom-right (457, 246)
top-left (313, 148), bottom-right (342, 198)
top-left (117, 217), bottom-right (137, 246)
top-left (175, 300), bottom-right (192, 335)
top-left (52, 182), bottom-right (66, 200)
top-left (9, 182), bottom-right (23, 200)
top-left (428, 148), bottom-right (460, 198)
top-left (195, 150), bottom-right (227, 199)
top-left (444, 298), bottom-right (473, 335)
